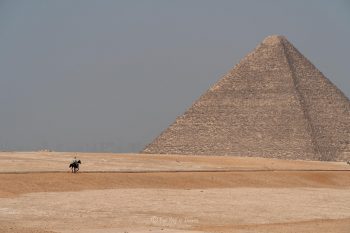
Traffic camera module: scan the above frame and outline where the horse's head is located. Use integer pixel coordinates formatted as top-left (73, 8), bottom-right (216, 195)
top-left (78, 160), bottom-right (81, 164)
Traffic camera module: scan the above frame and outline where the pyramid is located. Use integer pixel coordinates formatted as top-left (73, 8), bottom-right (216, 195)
top-left (142, 35), bottom-right (350, 161)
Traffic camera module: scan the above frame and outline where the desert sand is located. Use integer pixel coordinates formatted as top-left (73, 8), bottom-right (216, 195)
top-left (0, 152), bottom-right (349, 233)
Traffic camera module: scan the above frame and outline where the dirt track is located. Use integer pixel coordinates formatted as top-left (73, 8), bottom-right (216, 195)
top-left (0, 152), bottom-right (350, 233)
top-left (1, 171), bottom-right (350, 198)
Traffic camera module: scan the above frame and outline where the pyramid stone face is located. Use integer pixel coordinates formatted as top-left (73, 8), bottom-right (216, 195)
top-left (142, 35), bottom-right (350, 161)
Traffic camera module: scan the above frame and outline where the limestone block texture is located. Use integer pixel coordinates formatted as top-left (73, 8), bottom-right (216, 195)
top-left (142, 35), bottom-right (350, 161)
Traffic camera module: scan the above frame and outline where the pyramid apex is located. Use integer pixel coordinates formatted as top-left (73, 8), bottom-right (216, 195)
top-left (262, 35), bottom-right (286, 45)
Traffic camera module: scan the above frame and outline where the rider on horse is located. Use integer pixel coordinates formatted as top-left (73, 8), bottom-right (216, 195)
top-left (70, 156), bottom-right (81, 173)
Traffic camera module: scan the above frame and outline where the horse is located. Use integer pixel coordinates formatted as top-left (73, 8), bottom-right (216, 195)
top-left (69, 160), bottom-right (81, 173)
top-left (347, 161), bottom-right (350, 166)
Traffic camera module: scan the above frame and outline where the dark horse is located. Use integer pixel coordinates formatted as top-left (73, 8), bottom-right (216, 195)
top-left (69, 160), bottom-right (81, 173)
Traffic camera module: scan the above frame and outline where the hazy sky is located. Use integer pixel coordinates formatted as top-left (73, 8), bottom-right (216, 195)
top-left (1, 0), bottom-right (349, 152)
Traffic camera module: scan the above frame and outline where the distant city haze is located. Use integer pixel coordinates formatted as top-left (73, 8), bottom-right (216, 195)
top-left (0, 0), bottom-right (349, 152)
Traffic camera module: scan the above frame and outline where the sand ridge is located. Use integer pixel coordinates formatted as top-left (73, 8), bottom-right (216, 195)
top-left (1, 171), bottom-right (350, 198)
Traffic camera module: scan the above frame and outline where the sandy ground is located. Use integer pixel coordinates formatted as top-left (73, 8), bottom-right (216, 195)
top-left (1, 151), bottom-right (348, 173)
top-left (0, 152), bottom-right (350, 233)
